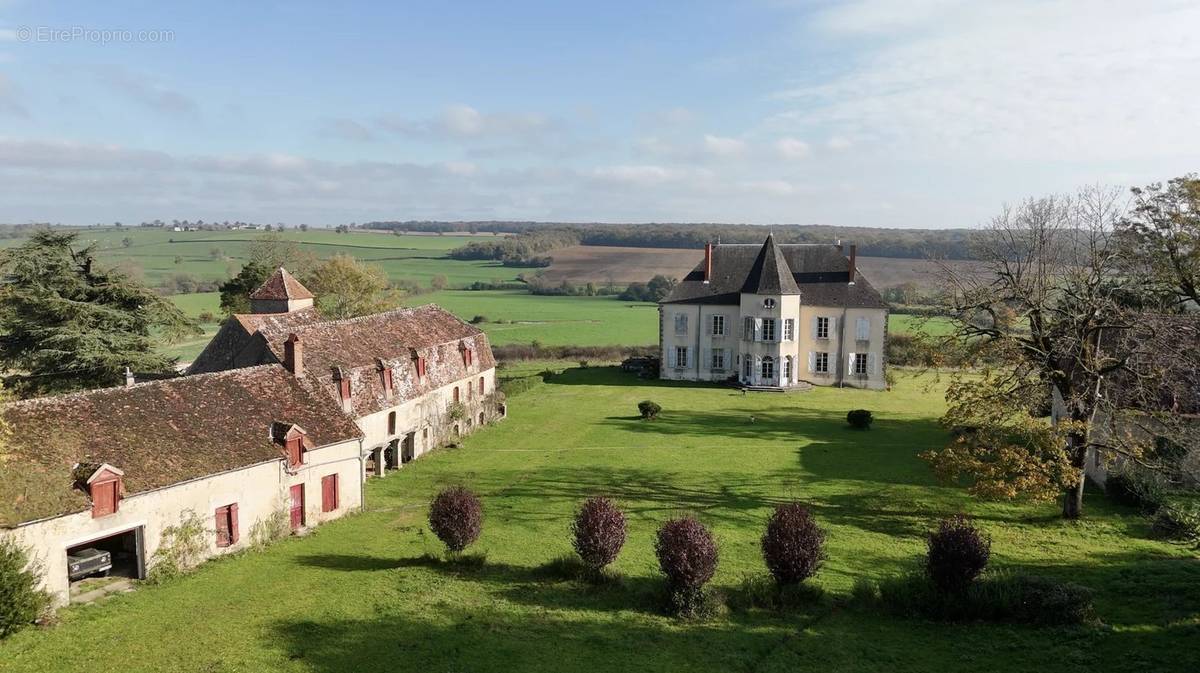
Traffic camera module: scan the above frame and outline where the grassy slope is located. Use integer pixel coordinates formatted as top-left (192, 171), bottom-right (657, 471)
top-left (2, 370), bottom-right (1196, 673)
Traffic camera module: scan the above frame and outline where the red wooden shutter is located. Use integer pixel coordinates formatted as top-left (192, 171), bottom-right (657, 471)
top-left (321, 474), bottom-right (338, 512)
top-left (215, 506), bottom-right (231, 547)
top-left (290, 484), bottom-right (305, 530)
top-left (229, 503), bottom-right (240, 544)
top-left (383, 368), bottom-right (394, 397)
top-left (287, 437), bottom-right (303, 466)
top-left (453, 387), bottom-right (460, 403)
top-left (417, 357), bottom-right (426, 377)
top-left (92, 480), bottom-right (118, 518)
top-left (479, 377), bottom-right (484, 395)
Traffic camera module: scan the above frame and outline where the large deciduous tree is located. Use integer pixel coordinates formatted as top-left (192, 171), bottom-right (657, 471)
top-left (0, 231), bottom-right (200, 395)
top-left (1117, 174), bottom-right (1200, 307)
top-left (218, 261), bottom-right (272, 315)
top-left (921, 187), bottom-right (1191, 519)
top-left (303, 254), bottom-right (393, 320)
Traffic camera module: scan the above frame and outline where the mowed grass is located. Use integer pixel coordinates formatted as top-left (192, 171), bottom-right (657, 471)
top-left (2, 369), bottom-right (1196, 673)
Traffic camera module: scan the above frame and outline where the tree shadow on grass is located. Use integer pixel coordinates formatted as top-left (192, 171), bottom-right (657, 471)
top-left (545, 365), bottom-right (724, 389)
top-left (294, 554), bottom-right (407, 572)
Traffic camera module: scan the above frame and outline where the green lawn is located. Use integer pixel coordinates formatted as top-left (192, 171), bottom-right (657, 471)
top-left (2, 369), bottom-right (1196, 673)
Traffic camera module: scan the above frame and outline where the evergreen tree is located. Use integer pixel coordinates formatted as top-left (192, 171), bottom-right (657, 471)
top-left (0, 231), bottom-right (199, 395)
top-left (218, 262), bottom-right (272, 315)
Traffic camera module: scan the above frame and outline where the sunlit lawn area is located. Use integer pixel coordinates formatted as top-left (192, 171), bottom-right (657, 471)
top-left (2, 369), bottom-right (1196, 673)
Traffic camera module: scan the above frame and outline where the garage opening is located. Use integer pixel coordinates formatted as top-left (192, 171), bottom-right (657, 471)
top-left (67, 526), bottom-right (145, 600)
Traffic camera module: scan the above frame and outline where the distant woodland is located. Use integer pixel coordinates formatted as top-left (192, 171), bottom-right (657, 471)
top-left (364, 220), bottom-right (975, 260)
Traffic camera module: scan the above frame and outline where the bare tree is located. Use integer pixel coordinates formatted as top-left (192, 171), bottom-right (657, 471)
top-left (923, 186), bottom-right (1193, 518)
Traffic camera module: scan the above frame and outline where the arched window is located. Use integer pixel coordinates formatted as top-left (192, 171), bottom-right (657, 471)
top-left (387, 411), bottom-right (396, 435)
top-left (784, 356), bottom-right (793, 383)
top-left (453, 387), bottom-right (460, 403)
top-left (761, 356), bottom-right (775, 380)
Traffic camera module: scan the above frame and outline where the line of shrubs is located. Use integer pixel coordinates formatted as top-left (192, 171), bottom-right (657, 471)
top-left (424, 487), bottom-right (1095, 623)
top-left (1105, 468), bottom-right (1200, 543)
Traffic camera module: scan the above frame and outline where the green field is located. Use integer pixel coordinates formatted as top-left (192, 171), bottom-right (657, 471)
top-left (2, 369), bottom-right (1196, 673)
top-left (3, 228), bottom-right (522, 288)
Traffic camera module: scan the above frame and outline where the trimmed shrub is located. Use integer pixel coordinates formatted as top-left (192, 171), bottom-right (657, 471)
top-left (0, 538), bottom-right (50, 639)
top-left (638, 400), bottom-right (662, 420)
top-left (926, 514), bottom-right (990, 593)
top-left (655, 516), bottom-right (718, 617)
top-left (761, 502), bottom-right (825, 586)
top-left (846, 409), bottom-right (873, 429)
top-left (877, 571), bottom-right (1094, 625)
top-left (1150, 502), bottom-right (1200, 543)
top-left (1105, 469), bottom-right (1167, 513)
top-left (428, 486), bottom-right (483, 553)
top-left (571, 497), bottom-right (627, 577)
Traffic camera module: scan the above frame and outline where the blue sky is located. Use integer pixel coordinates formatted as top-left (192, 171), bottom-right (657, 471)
top-left (1, 0), bottom-right (1198, 227)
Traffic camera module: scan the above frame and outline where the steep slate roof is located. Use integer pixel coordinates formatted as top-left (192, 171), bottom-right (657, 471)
top-left (742, 235), bottom-right (801, 295)
top-left (662, 239), bottom-right (888, 308)
top-left (257, 304), bottom-right (496, 417)
top-left (250, 267), bottom-right (314, 301)
top-left (0, 366), bottom-right (362, 528)
top-left (187, 308), bottom-right (322, 374)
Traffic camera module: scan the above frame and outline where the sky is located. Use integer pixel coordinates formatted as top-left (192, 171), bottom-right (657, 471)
top-left (0, 0), bottom-right (1198, 228)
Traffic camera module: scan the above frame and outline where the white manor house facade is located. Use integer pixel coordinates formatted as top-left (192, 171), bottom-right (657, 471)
top-left (659, 236), bottom-right (889, 390)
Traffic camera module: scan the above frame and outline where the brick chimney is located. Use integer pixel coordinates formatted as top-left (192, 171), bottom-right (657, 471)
top-left (847, 244), bottom-right (857, 284)
top-left (284, 333), bottom-right (303, 376)
top-left (703, 242), bottom-right (713, 283)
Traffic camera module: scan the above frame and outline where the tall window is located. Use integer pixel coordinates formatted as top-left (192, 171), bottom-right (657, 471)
top-left (761, 356), bottom-right (775, 380)
top-left (742, 354), bottom-right (751, 378)
top-left (387, 411), bottom-right (397, 435)
top-left (675, 346), bottom-right (689, 368)
top-left (478, 376), bottom-right (485, 395)
top-left (762, 318), bottom-right (776, 342)
top-left (854, 353), bottom-right (869, 375)
top-left (453, 387), bottom-right (460, 403)
top-left (674, 313), bottom-right (688, 335)
top-left (381, 367), bottom-right (394, 399)
top-left (783, 319), bottom-right (795, 341)
top-left (816, 317), bottom-right (830, 339)
top-left (743, 316), bottom-right (754, 340)
top-left (856, 317), bottom-right (870, 341)
top-left (711, 314), bottom-right (725, 336)
top-left (711, 348), bottom-right (725, 370)
top-left (814, 352), bottom-right (830, 373)
top-left (784, 356), bottom-right (793, 382)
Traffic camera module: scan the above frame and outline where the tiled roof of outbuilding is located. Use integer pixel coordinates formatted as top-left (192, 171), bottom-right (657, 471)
top-left (257, 304), bottom-right (496, 417)
top-left (0, 365), bottom-right (361, 528)
top-left (662, 239), bottom-right (888, 308)
top-left (250, 267), bottom-right (314, 300)
top-left (188, 308), bottom-right (323, 374)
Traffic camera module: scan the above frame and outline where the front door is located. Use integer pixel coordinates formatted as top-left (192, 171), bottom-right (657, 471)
top-left (289, 484), bottom-right (305, 531)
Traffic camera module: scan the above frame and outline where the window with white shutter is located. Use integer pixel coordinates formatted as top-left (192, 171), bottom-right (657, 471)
top-left (674, 313), bottom-right (688, 335)
top-left (743, 317), bottom-right (754, 340)
top-left (856, 317), bottom-right (870, 341)
top-left (783, 319), bottom-right (795, 341)
top-left (807, 351), bottom-right (815, 373)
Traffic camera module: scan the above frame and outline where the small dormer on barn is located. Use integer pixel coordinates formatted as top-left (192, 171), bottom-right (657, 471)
top-left (331, 367), bottom-right (353, 413)
top-left (73, 463), bottom-right (125, 518)
top-left (271, 422), bottom-right (312, 468)
top-left (249, 267), bottom-right (315, 314)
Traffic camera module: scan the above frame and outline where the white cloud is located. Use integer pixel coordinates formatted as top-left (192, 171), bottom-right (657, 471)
top-left (591, 164), bottom-right (677, 186)
top-left (381, 104), bottom-right (554, 141)
top-left (826, 135), bottom-right (852, 151)
top-left (703, 134), bottom-right (747, 157)
top-left (775, 137), bottom-right (811, 159)
top-left (773, 0), bottom-right (1200, 162)
top-left (0, 72), bottom-right (25, 117)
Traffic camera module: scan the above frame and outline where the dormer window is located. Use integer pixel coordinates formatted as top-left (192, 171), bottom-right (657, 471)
top-left (417, 357), bottom-right (427, 378)
top-left (273, 423), bottom-right (309, 468)
top-left (79, 464), bottom-right (124, 518)
top-left (378, 359), bottom-right (394, 399)
top-left (332, 367), bottom-right (353, 413)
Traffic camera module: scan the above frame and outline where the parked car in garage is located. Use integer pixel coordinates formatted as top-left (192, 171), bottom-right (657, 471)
top-left (67, 548), bottom-right (112, 581)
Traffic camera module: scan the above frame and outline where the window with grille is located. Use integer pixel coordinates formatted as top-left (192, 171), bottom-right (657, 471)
top-left (854, 353), bottom-right (869, 375)
top-left (783, 319), bottom-right (794, 341)
top-left (816, 317), bottom-right (830, 339)
top-left (711, 349), bottom-right (725, 370)
top-left (711, 315), bottom-right (725, 336)
top-left (815, 352), bottom-right (829, 373)
top-left (762, 318), bottom-right (776, 342)
top-left (675, 346), bottom-right (688, 368)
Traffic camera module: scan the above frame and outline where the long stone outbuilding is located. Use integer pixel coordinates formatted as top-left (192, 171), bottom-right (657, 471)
top-left (1, 268), bottom-right (502, 607)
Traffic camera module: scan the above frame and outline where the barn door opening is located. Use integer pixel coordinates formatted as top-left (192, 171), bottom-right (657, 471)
top-left (289, 484), bottom-right (305, 531)
top-left (402, 432), bottom-right (416, 464)
top-left (66, 526), bottom-right (145, 600)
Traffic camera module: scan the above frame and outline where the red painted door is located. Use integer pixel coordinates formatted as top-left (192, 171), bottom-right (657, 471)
top-left (289, 484), bottom-right (305, 530)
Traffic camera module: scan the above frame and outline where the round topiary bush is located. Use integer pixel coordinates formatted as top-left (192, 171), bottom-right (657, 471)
top-left (655, 516), bottom-right (718, 616)
top-left (846, 409), bottom-right (873, 429)
top-left (428, 486), bottom-right (483, 553)
top-left (926, 514), bottom-right (990, 593)
top-left (638, 400), bottom-right (662, 420)
top-left (571, 496), bottom-right (627, 577)
top-left (0, 539), bottom-right (49, 639)
top-left (761, 502), bottom-right (826, 586)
